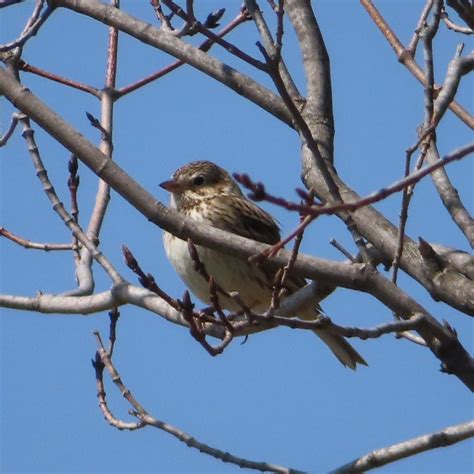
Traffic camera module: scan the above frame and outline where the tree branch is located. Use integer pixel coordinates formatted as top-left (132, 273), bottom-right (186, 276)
top-left (1, 66), bottom-right (473, 389)
top-left (94, 334), bottom-right (304, 473)
top-left (332, 419), bottom-right (474, 473)
top-left (50, 0), bottom-right (293, 126)
top-left (360, 0), bottom-right (474, 129)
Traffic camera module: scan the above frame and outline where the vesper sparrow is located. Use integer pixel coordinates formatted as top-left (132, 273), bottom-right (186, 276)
top-left (161, 161), bottom-right (366, 369)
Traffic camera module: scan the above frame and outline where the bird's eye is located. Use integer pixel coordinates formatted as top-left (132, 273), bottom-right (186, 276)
top-left (192, 175), bottom-right (205, 186)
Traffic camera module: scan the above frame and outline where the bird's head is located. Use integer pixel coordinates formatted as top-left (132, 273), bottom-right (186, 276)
top-left (160, 161), bottom-right (243, 208)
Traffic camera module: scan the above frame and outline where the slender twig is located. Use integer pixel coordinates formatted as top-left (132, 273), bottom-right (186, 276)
top-left (68, 154), bottom-right (80, 257)
top-left (329, 313), bottom-right (426, 339)
top-left (245, 309), bottom-right (427, 340)
top-left (92, 349), bottom-right (145, 431)
top-left (94, 334), bottom-right (301, 473)
top-left (150, 0), bottom-right (174, 31)
top-left (117, 8), bottom-right (249, 97)
top-left (162, 0), bottom-right (266, 70)
top-left (244, 0), bottom-right (301, 100)
top-left (122, 245), bottom-right (180, 309)
top-left (446, 0), bottom-right (474, 29)
top-left (393, 0), bottom-right (442, 284)
top-left (425, 139), bottom-right (474, 247)
top-left (179, 290), bottom-right (232, 356)
top-left (186, 238), bottom-right (251, 321)
top-left (256, 39), bottom-right (372, 261)
top-left (432, 47), bottom-right (474, 128)
top-left (108, 307), bottom-right (120, 357)
top-left (406, 0), bottom-right (434, 54)
top-left (330, 239), bottom-right (357, 262)
top-left (235, 143), bottom-right (474, 220)
top-left (72, 12), bottom-right (120, 295)
top-left (442, 10), bottom-right (473, 34)
top-left (18, 60), bottom-right (100, 96)
top-left (18, 117), bottom-right (124, 284)
top-left (268, 207), bottom-right (307, 314)
top-left (0, 111), bottom-right (22, 146)
top-left (0, 227), bottom-right (75, 251)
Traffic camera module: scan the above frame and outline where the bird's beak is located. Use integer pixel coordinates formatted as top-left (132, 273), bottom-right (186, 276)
top-left (159, 179), bottom-right (184, 193)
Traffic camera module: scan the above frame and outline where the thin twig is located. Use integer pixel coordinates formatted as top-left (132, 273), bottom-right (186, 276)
top-left (117, 7), bottom-right (249, 97)
top-left (425, 139), bottom-right (474, 247)
top-left (122, 245), bottom-right (180, 309)
top-left (244, 0), bottom-right (301, 100)
top-left (94, 335), bottom-right (301, 473)
top-left (235, 143), bottom-right (474, 220)
top-left (150, 0), bottom-right (174, 31)
top-left (18, 117), bottom-right (124, 284)
top-left (68, 154), bottom-right (80, 257)
top-left (406, 0), bottom-right (434, 55)
top-left (18, 60), bottom-right (100, 96)
top-left (92, 349), bottom-right (145, 431)
top-left (180, 289), bottom-right (233, 356)
top-left (0, 111), bottom-right (22, 146)
top-left (445, 0), bottom-right (474, 29)
top-left (162, 0), bottom-right (266, 70)
top-left (432, 46), bottom-right (474, 128)
top-left (329, 239), bottom-right (357, 262)
top-left (0, 226), bottom-right (75, 251)
top-left (442, 10), bottom-right (473, 34)
top-left (257, 40), bottom-right (372, 261)
top-left (108, 307), bottom-right (120, 357)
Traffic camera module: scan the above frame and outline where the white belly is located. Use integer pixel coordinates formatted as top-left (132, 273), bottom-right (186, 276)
top-left (163, 231), bottom-right (273, 312)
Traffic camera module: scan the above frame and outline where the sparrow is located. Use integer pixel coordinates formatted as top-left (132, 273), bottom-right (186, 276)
top-left (160, 160), bottom-right (367, 369)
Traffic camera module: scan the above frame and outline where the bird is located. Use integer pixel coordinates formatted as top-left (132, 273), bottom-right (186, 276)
top-left (160, 160), bottom-right (367, 369)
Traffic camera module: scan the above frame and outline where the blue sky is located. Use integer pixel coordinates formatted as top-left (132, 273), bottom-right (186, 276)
top-left (1, 1), bottom-right (473, 473)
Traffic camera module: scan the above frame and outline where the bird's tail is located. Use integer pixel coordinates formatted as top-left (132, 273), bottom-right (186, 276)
top-left (313, 329), bottom-right (368, 370)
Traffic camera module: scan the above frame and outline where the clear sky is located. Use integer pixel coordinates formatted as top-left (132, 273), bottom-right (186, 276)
top-left (1, 1), bottom-right (473, 473)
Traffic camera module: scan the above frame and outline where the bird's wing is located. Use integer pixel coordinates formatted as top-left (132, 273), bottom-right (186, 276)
top-left (211, 196), bottom-right (308, 292)
top-left (210, 196), bottom-right (281, 245)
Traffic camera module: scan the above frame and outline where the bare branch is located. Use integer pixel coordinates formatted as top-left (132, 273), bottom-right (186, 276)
top-left (17, 115), bottom-right (124, 286)
top-left (446, 0), bottom-right (474, 29)
top-left (245, 0), bottom-right (302, 99)
top-left (0, 111), bottom-right (22, 146)
top-left (432, 47), bottom-right (474, 127)
top-left (406, 0), bottom-right (434, 55)
top-left (442, 9), bottom-right (474, 34)
top-left (0, 226), bottom-right (74, 251)
top-left (18, 59), bottom-right (100, 96)
top-left (0, 0), bottom-right (53, 52)
top-left (162, 0), bottom-right (266, 70)
top-left (426, 140), bottom-right (474, 247)
top-left (118, 8), bottom-right (249, 97)
top-left (52, 0), bottom-right (293, 126)
top-left (360, 0), bottom-right (474, 129)
top-left (94, 335), bottom-right (303, 473)
top-left (332, 419), bottom-right (474, 473)
top-left (92, 349), bottom-right (145, 431)
top-left (236, 143), bottom-right (474, 220)
top-left (1, 70), bottom-right (473, 388)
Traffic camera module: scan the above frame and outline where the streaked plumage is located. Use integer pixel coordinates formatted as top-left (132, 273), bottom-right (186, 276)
top-left (161, 161), bottom-right (367, 369)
